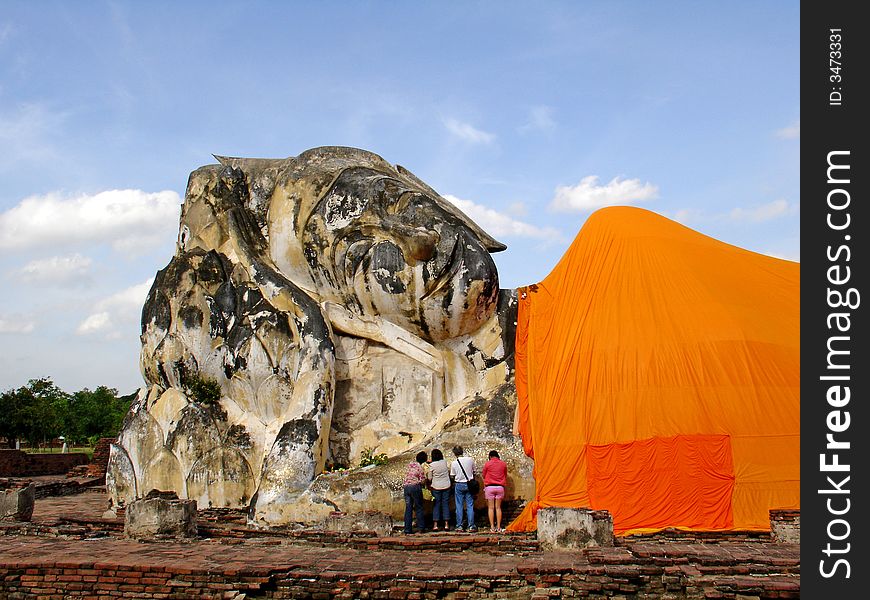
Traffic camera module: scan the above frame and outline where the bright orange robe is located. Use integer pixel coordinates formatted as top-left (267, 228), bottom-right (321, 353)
top-left (509, 207), bottom-right (799, 535)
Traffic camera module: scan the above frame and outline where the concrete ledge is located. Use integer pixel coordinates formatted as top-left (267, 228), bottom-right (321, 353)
top-left (537, 506), bottom-right (614, 549)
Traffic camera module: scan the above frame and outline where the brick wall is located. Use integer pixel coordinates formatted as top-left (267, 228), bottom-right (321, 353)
top-left (85, 438), bottom-right (113, 478)
top-left (0, 531), bottom-right (801, 599)
top-left (0, 450), bottom-right (89, 477)
top-left (0, 559), bottom-right (800, 599)
top-left (0, 451), bottom-right (28, 477)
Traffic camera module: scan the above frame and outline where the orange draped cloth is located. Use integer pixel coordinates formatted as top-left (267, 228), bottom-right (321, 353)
top-left (509, 207), bottom-right (799, 535)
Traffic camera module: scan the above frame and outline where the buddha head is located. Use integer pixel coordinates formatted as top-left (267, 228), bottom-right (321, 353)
top-left (246, 146), bottom-right (505, 342)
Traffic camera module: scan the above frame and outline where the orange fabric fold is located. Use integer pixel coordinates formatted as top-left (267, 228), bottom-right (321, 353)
top-left (508, 207), bottom-right (799, 534)
top-left (587, 434), bottom-right (735, 534)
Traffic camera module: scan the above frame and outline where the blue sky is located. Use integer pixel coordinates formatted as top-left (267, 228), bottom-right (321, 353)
top-left (0, 1), bottom-right (799, 394)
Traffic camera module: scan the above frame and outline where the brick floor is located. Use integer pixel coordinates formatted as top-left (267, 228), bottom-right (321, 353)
top-left (0, 481), bottom-right (800, 598)
top-left (4, 536), bottom-right (538, 576)
top-left (31, 486), bottom-right (109, 521)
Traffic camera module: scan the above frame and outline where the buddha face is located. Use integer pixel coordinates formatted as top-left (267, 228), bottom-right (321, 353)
top-left (302, 166), bottom-right (501, 342)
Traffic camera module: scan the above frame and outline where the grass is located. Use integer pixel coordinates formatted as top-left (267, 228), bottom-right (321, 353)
top-left (24, 446), bottom-right (95, 459)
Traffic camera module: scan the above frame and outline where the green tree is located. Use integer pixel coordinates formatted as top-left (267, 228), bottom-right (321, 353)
top-left (0, 378), bottom-right (132, 448)
top-left (0, 388), bottom-right (26, 448)
top-left (0, 378), bottom-right (68, 447)
top-left (25, 377), bottom-right (67, 447)
top-left (63, 386), bottom-right (133, 445)
top-left (65, 387), bottom-right (106, 444)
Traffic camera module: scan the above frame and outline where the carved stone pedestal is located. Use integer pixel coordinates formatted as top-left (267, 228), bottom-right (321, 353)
top-left (537, 507), bottom-right (614, 550)
top-left (124, 494), bottom-right (198, 539)
top-left (0, 483), bottom-right (35, 522)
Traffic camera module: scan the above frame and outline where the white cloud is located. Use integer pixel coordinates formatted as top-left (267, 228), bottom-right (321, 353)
top-left (0, 316), bottom-right (36, 334)
top-left (0, 189), bottom-right (181, 255)
top-left (671, 199), bottom-right (797, 225)
top-left (0, 102), bottom-right (69, 164)
top-left (0, 22), bottom-right (13, 45)
top-left (671, 208), bottom-right (702, 225)
top-left (76, 312), bottom-right (112, 335)
top-left (550, 175), bottom-right (659, 212)
top-left (507, 201), bottom-right (528, 218)
top-left (519, 105), bottom-right (556, 133)
top-left (16, 253), bottom-right (93, 285)
top-left (443, 117), bottom-right (495, 144)
top-left (728, 199), bottom-right (793, 223)
top-left (776, 119), bottom-right (800, 140)
top-left (100, 278), bottom-right (155, 312)
top-left (76, 278), bottom-right (154, 338)
top-left (443, 194), bottom-right (561, 239)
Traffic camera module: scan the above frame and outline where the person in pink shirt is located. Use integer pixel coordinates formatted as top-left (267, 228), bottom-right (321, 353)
top-left (482, 450), bottom-right (508, 533)
top-left (403, 451), bottom-right (429, 534)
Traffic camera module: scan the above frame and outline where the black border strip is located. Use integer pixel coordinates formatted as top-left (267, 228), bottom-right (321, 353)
top-left (801, 2), bottom-right (868, 596)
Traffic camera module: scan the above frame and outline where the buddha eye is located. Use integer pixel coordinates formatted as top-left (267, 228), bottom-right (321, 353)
top-left (390, 191), bottom-right (413, 214)
top-left (344, 238), bottom-right (374, 281)
top-left (393, 191), bottom-right (429, 216)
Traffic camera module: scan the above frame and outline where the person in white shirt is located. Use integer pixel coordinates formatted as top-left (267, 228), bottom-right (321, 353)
top-left (428, 448), bottom-right (452, 531)
top-left (449, 445), bottom-right (477, 532)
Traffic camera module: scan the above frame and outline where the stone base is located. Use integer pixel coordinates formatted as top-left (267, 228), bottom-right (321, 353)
top-left (125, 497), bottom-right (198, 539)
top-left (321, 510), bottom-right (394, 537)
top-left (770, 509), bottom-right (800, 543)
top-left (0, 483), bottom-right (35, 522)
top-left (537, 507), bottom-right (614, 549)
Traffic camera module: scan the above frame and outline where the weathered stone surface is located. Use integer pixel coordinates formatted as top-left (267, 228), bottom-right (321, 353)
top-left (538, 507), bottom-right (614, 550)
top-left (124, 494), bottom-right (197, 539)
top-left (0, 483), bottom-right (35, 522)
top-left (322, 510), bottom-right (393, 537)
top-left (110, 146), bottom-right (532, 525)
top-left (270, 389), bottom-right (534, 524)
top-left (770, 509), bottom-right (800, 544)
